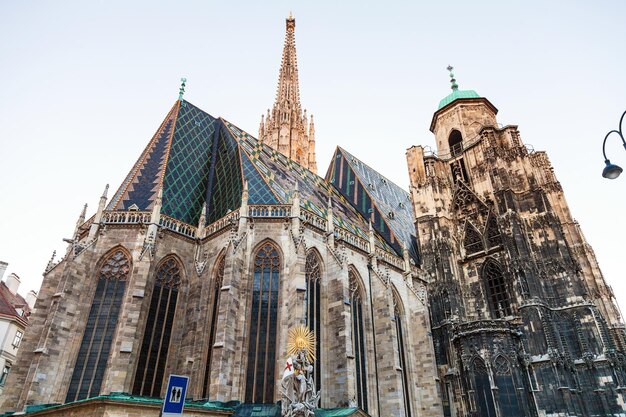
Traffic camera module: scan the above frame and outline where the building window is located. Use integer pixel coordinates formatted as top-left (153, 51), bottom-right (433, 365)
top-left (463, 222), bottom-right (484, 255)
top-left (393, 291), bottom-right (412, 417)
top-left (349, 269), bottom-right (368, 412)
top-left (483, 259), bottom-right (512, 318)
top-left (133, 256), bottom-right (182, 397)
top-left (448, 130), bottom-right (463, 157)
top-left (305, 251), bottom-right (322, 393)
top-left (472, 357), bottom-right (496, 416)
top-left (493, 356), bottom-right (522, 416)
top-left (12, 330), bottom-right (23, 348)
top-left (245, 242), bottom-right (280, 403)
top-left (202, 255), bottom-right (225, 399)
top-left (66, 249), bottom-right (130, 402)
top-left (0, 364), bottom-right (10, 386)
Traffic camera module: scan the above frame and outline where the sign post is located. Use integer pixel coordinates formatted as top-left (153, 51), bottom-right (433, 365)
top-left (161, 374), bottom-right (189, 417)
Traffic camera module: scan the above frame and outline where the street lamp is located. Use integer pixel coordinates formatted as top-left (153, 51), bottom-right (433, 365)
top-left (601, 110), bottom-right (626, 179)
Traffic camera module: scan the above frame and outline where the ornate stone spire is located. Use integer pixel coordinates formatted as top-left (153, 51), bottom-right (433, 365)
top-left (259, 14), bottom-right (317, 173)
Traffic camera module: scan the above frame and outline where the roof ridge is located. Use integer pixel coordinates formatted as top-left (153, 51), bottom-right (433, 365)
top-left (338, 146), bottom-right (409, 196)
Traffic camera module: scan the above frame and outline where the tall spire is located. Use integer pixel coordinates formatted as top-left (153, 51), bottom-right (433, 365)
top-left (259, 14), bottom-right (317, 173)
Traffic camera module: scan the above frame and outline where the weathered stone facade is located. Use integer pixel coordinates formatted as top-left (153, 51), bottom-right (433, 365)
top-left (0, 194), bottom-right (440, 417)
top-left (2, 15), bottom-right (624, 417)
top-left (406, 86), bottom-right (626, 416)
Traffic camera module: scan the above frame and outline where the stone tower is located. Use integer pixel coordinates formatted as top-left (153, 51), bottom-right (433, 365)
top-left (406, 68), bottom-right (626, 417)
top-left (258, 13), bottom-right (317, 173)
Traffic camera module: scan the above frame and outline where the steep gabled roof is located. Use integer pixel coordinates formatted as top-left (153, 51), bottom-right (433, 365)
top-left (224, 120), bottom-right (394, 252)
top-left (326, 147), bottom-right (419, 262)
top-left (104, 101), bottom-right (395, 253)
top-left (0, 282), bottom-right (30, 326)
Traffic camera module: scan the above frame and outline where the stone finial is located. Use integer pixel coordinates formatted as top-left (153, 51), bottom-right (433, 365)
top-left (324, 196), bottom-right (334, 247)
top-left (73, 203), bottom-right (88, 240)
top-left (241, 180), bottom-right (249, 206)
top-left (197, 202), bottom-right (207, 238)
top-left (79, 203), bottom-right (87, 223)
top-left (402, 244), bottom-right (411, 274)
top-left (45, 250), bottom-right (56, 273)
top-left (89, 184), bottom-right (109, 239)
top-left (368, 221), bottom-right (376, 254)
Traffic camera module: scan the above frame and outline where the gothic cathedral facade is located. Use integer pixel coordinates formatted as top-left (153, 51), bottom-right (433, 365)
top-left (2, 15), bottom-right (625, 417)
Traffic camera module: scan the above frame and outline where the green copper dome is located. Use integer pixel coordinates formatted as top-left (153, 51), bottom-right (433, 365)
top-left (437, 89), bottom-right (480, 109)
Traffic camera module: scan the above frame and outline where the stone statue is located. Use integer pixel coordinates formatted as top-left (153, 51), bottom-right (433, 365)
top-left (281, 326), bottom-right (320, 417)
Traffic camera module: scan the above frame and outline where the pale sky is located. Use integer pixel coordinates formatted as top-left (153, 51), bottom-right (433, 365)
top-left (1, 1), bottom-right (625, 312)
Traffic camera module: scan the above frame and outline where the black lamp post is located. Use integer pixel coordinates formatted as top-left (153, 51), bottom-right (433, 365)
top-left (602, 110), bottom-right (626, 179)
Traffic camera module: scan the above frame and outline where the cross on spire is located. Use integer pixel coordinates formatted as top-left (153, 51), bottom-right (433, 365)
top-left (447, 65), bottom-right (459, 91)
top-left (179, 77), bottom-right (187, 101)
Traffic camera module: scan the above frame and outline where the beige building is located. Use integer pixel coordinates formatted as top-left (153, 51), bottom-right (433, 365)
top-left (0, 263), bottom-right (36, 396)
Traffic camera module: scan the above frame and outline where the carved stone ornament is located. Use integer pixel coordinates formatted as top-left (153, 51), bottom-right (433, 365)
top-left (281, 326), bottom-right (320, 417)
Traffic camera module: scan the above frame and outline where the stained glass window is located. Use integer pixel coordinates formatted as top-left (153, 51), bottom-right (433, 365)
top-left (133, 257), bottom-right (181, 397)
top-left (245, 242), bottom-right (280, 403)
top-left (493, 356), bottom-right (521, 416)
top-left (305, 251), bottom-right (322, 394)
top-left (66, 249), bottom-right (129, 402)
top-left (349, 269), bottom-right (368, 412)
top-left (483, 259), bottom-right (512, 318)
top-left (393, 292), bottom-right (412, 417)
top-left (202, 255), bottom-right (225, 399)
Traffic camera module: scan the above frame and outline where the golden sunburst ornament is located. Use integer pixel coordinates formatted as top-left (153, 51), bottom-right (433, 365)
top-left (286, 325), bottom-right (316, 363)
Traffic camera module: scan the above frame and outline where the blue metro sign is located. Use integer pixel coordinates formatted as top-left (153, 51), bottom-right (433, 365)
top-left (162, 374), bottom-right (189, 417)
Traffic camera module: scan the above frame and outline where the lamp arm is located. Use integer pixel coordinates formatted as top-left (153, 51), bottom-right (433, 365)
top-left (602, 130), bottom-right (622, 161)
top-left (619, 110), bottom-right (626, 145)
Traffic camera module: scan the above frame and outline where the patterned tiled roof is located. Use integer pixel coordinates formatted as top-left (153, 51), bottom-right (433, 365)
top-left (107, 101), bottom-right (396, 253)
top-left (326, 147), bottom-right (419, 262)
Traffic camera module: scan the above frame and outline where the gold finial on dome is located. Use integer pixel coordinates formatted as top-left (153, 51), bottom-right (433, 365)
top-left (288, 11), bottom-right (294, 20)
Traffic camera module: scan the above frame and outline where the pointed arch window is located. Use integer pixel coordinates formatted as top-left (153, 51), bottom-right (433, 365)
top-left (305, 251), bottom-right (322, 393)
top-left (472, 357), bottom-right (496, 416)
top-left (66, 249), bottom-right (130, 402)
top-left (483, 260), bottom-right (512, 318)
top-left (393, 292), bottom-right (412, 417)
top-left (245, 242), bottom-right (280, 403)
top-left (133, 257), bottom-right (181, 397)
top-left (202, 255), bottom-right (225, 398)
top-left (448, 130), bottom-right (463, 157)
top-left (463, 223), bottom-right (484, 255)
top-left (486, 213), bottom-right (502, 248)
top-left (493, 356), bottom-right (522, 416)
top-left (349, 269), bottom-right (368, 412)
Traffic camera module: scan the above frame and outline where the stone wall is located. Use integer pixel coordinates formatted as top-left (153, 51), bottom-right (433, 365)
top-left (1, 208), bottom-right (441, 417)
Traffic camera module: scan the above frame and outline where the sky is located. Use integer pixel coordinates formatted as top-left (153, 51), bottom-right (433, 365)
top-left (1, 1), bottom-right (625, 311)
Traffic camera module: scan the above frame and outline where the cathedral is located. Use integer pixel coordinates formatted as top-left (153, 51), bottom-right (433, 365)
top-left (1, 15), bottom-right (625, 417)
